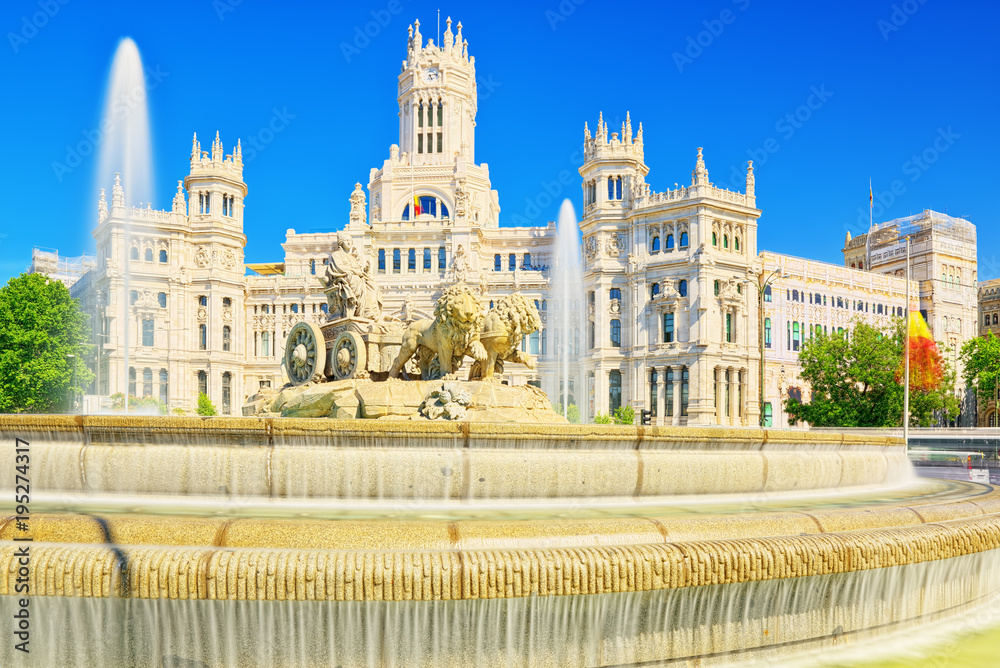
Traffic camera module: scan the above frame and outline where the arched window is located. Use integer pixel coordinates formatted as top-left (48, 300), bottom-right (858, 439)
top-left (222, 372), bottom-right (232, 415)
top-left (128, 367), bottom-right (136, 397)
top-left (541, 300), bottom-right (547, 310)
top-left (494, 254), bottom-right (502, 271)
top-left (651, 236), bottom-right (660, 253)
top-left (680, 232), bottom-right (688, 247)
top-left (199, 324), bottom-right (207, 350)
top-left (223, 325), bottom-right (231, 352)
top-left (723, 235), bottom-right (729, 249)
top-left (142, 368), bottom-right (152, 397)
top-left (678, 280), bottom-right (687, 297)
top-left (159, 249), bottom-right (168, 263)
top-left (792, 289), bottom-right (799, 301)
top-left (609, 369), bottom-right (622, 412)
top-left (159, 369), bottom-right (168, 404)
top-left (610, 319), bottom-right (621, 347)
top-left (990, 412), bottom-right (998, 427)
top-left (144, 248), bottom-right (153, 262)
top-left (858, 261), bottom-right (864, 270)
top-left (851, 263), bottom-right (856, 268)
top-left (408, 249), bottom-right (416, 271)
top-left (509, 254), bottom-right (516, 271)
top-left (198, 370), bottom-right (208, 396)
top-left (130, 247), bottom-right (139, 261)
top-left (378, 249), bottom-right (386, 273)
top-left (666, 234), bottom-right (675, 250)
top-left (438, 247), bottom-right (446, 270)
top-left (423, 248), bottom-right (432, 271)
top-left (735, 238), bottom-right (740, 251)
top-left (764, 318), bottom-right (772, 348)
top-left (712, 232), bottom-right (718, 247)
top-left (261, 331), bottom-right (270, 357)
top-left (141, 319), bottom-right (154, 347)
top-left (610, 288), bottom-right (621, 301)
top-left (725, 312), bottom-right (733, 342)
top-left (995, 314), bottom-right (999, 325)
top-left (158, 292), bottom-right (167, 308)
top-left (608, 176), bottom-right (615, 200)
top-left (530, 330), bottom-right (540, 355)
top-left (651, 283), bottom-right (660, 299)
top-left (663, 312), bottom-right (674, 343)
top-left (714, 279), bottom-right (720, 296)
top-left (393, 249), bottom-right (401, 273)
top-left (792, 322), bottom-right (800, 351)
top-left (764, 285), bottom-right (772, 302)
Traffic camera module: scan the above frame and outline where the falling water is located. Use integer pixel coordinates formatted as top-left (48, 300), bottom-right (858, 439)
top-left (552, 199), bottom-right (584, 419)
top-left (96, 37), bottom-right (153, 412)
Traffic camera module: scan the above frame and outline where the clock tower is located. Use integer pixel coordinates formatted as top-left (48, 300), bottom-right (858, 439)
top-left (363, 17), bottom-right (500, 229)
top-left (398, 17), bottom-right (478, 166)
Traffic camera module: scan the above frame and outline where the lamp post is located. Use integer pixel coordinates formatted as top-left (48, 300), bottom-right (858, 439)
top-left (749, 267), bottom-right (789, 427)
top-left (66, 354), bottom-right (76, 413)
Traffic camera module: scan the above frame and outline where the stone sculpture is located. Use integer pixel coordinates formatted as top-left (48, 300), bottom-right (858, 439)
top-left (324, 232), bottom-right (383, 321)
top-left (468, 293), bottom-right (541, 382)
top-left (388, 282), bottom-right (486, 379)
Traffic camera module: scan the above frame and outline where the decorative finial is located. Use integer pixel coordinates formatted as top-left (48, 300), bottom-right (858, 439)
top-left (692, 147), bottom-right (709, 186)
top-left (637, 122), bottom-right (643, 142)
top-left (745, 160), bottom-right (755, 198)
top-left (584, 121), bottom-right (590, 140)
top-left (625, 112), bottom-right (632, 143)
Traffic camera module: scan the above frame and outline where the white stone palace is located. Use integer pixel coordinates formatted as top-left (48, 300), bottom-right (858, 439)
top-left (57, 17), bottom-right (982, 426)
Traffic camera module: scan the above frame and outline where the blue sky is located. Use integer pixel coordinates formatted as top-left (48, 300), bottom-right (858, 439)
top-left (1, 0), bottom-right (998, 284)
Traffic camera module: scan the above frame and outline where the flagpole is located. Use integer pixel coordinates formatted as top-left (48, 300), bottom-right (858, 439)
top-left (904, 236), bottom-right (910, 448)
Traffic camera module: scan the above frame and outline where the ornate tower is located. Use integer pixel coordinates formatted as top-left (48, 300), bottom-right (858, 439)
top-left (398, 17), bottom-right (477, 165)
top-left (183, 132), bottom-right (247, 233)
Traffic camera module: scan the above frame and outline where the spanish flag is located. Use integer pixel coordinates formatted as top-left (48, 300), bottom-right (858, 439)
top-left (869, 180), bottom-right (873, 208)
top-left (413, 194), bottom-right (422, 216)
top-left (896, 311), bottom-right (943, 391)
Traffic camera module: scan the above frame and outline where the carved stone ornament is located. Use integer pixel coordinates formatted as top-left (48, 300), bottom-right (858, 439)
top-left (606, 233), bottom-right (625, 258)
top-left (221, 248), bottom-right (237, 270)
top-left (195, 246), bottom-right (210, 268)
top-left (584, 235), bottom-right (599, 260)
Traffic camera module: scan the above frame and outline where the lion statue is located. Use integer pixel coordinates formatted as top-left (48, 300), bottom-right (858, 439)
top-left (468, 293), bottom-right (542, 382)
top-left (389, 283), bottom-right (487, 380)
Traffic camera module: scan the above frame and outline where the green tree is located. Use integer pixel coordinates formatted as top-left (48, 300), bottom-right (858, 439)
top-left (552, 403), bottom-right (582, 424)
top-left (959, 332), bottom-right (1000, 406)
top-left (0, 273), bottom-right (94, 413)
top-left (613, 405), bottom-right (636, 425)
top-left (593, 412), bottom-right (613, 424)
top-left (197, 392), bottom-right (217, 416)
top-left (110, 393), bottom-right (169, 415)
top-left (786, 321), bottom-right (958, 428)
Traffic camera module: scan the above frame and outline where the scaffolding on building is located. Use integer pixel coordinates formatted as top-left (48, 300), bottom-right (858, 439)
top-left (27, 247), bottom-right (97, 289)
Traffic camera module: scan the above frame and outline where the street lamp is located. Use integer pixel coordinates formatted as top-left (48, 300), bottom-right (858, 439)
top-left (749, 267), bottom-right (789, 427)
top-left (66, 354), bottom-right (76, 413)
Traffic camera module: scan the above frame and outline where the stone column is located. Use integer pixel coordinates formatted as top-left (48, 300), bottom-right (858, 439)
top-left (714, 366), bottom-right (723, 425)
top-left (672, 368), bottom-right (681, 425)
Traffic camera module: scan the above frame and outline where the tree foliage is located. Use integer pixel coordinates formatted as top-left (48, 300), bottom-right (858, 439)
top-left (109, 393), bottom-right (169, 415)
top-left (785, 320), bottom-right (958, 428)
top-left (0, 273), bottom-right (94, 413)
top-left (197, 392), bottom-right (217, 416)
top-left (552, 403), bottom-right (581, 423)
top-left (593, 412), bottom-right (613, 424)
top-left (613, 405), bottom-right (636, 425)
top-left (959, 332), bottom-right (1000, 404)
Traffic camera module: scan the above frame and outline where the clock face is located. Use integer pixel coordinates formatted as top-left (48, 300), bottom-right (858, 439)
top-left (422, 67), bottom-right (439, 82)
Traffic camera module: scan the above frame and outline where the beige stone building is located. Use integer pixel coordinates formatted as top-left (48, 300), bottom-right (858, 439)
top-left (61, 17), bottom-right (982, 426)
top-left (976, 278), bottom-right (1000, 426)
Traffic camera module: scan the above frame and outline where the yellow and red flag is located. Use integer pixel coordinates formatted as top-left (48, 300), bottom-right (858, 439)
top-left (897, 311), bottom-right (943, 391)
top-left (413, 194), bottom-right (422, 216)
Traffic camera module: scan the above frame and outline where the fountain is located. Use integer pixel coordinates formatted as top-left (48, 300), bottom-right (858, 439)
top-left (97, 37), bottom-right (154, 413)
top-left (552, 199), bottom-right (584, 418)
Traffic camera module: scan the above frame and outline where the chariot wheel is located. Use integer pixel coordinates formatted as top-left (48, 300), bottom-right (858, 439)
top-left (284, 322), bottom-right (326, 386)
top-left (331, 330), bottom-right (367, 380)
